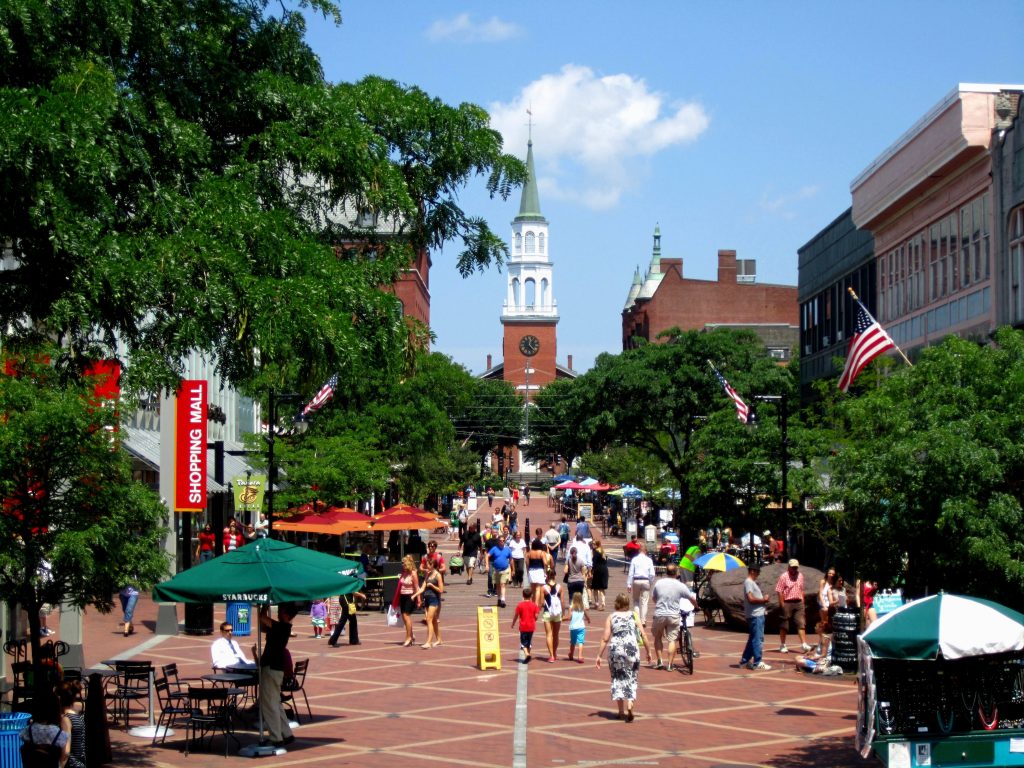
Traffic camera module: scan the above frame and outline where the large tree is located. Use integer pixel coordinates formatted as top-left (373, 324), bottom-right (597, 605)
top-left (805, 329), bottom-right (1024, 608)
top-left (0, 353), bottom-right (167, 687)
top-left (528, 328), bottom-right (795, 530)
top-left (273, 353), bottom-right (517, 508)
top-left (0, 0), bottom-right (525, 398)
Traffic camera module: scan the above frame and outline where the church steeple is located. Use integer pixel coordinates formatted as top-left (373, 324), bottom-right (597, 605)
top-left (516, 140), bottom-right (544, 221)
top-left (504, 138), bottom-right (557, 323)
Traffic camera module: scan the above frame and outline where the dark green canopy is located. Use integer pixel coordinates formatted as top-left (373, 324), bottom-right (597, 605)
top-left (153, 538), bottom-right (363, 604)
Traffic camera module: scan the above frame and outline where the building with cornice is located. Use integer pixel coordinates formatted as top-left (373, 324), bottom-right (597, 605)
top-left (622, 228), bottom-right (798, 360)
top-left (850, 83), bottom-right (1024, 355)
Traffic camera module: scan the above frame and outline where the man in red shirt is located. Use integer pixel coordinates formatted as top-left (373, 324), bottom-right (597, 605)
top-left (774, 559), bottom-right (811, 654)
top-left (624, 535), bottom-right (643, 559)
top-left (420, 541), bottom-right (447, 575)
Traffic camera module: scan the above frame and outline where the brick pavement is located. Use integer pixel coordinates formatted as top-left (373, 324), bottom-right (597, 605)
top-left (47, 501), bottom-right (866, 767)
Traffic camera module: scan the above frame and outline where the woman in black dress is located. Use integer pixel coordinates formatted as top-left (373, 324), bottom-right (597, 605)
top-left (590, 539), bottom-right (610, 610)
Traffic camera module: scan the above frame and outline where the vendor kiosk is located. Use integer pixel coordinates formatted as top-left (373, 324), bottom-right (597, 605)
top-left (857, 593), bottom-right (1024, 768)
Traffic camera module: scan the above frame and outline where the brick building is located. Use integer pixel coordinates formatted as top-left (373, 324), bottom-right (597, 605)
top-left (481, 139), bottom-right (576, 477)
top-left (622, 227), bottom-right (798, 360)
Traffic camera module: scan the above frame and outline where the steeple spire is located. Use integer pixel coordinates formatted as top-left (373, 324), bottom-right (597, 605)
top-left (516, 140), bottom-right (543, 220)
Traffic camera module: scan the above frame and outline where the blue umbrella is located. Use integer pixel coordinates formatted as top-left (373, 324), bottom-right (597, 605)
top-left (552, 474), bottom-right (575, 483)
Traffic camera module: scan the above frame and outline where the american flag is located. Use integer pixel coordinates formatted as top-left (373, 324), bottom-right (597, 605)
top-left (302, 373), bottom-right (339, 416)
top-left (710, 363), bottom-right (751, 424)
top-left (838, 301), bottom-right (895, 392)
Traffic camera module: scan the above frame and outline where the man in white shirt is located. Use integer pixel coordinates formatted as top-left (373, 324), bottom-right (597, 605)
top-left (211, 622), bottom-right (257, 670)
top-left (626, 546), bottom-right (656, 626)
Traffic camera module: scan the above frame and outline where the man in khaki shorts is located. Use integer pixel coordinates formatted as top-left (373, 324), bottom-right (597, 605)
top-left (650, 563), bottom-right (696, 670)
top-left (775, 558), bottom-right (811, 653)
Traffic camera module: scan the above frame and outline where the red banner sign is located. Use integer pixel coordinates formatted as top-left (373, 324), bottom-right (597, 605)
top-left (174, 380), bottom-right (207, 511)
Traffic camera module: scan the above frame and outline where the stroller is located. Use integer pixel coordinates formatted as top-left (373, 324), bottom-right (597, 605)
top-left (449, 555), bottom-right (465, 575)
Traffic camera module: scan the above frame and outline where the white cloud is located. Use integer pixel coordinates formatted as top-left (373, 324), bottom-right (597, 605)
top-left (758, 185), bottom-right (820, 219)
top-left (490, 64), bottom-right (710, 210)
top-left (425, 13), bottom-right (521, 43)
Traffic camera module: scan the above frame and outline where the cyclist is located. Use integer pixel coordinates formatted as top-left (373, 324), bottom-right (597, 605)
top-left (650, 563), bottom-right (696, 671)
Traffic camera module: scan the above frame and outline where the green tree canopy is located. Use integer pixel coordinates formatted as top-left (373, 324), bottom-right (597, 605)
top-left (0, 0), bottom-right (525, 397)
top-left (0, 352), bottom-right (168, 683)
top-left (807, 329), bottom-right (1024, 608)
top-left (528, 328), bottom-right (795, 530)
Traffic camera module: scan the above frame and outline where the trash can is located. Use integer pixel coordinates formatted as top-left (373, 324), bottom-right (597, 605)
top-left (831, 607), bottom-right (859, 670)
top-left (0, 711), bottom-right (31, 768)
top-left (183, 602), bottom-right (214, 636)
top-left (380, 561), bottom-right (403, 610)
top-left (226, 601), bottom-right (252, 637)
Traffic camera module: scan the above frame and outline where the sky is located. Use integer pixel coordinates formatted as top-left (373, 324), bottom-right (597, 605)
top-left (303, 1), bottom-right (1024, 375)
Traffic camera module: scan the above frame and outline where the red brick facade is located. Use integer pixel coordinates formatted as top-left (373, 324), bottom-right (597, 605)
top-left (502, 321), bottom-right (558, 402)
top-left (623, 250), bottom-right (798, 355)
top-left (389, 247), bottom-right (431, 329)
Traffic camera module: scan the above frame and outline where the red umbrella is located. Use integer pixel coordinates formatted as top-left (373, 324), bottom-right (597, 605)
top-left (553, 481), bottom-right (589, 490)
top-left (273, 506), bottom-right (371, 534)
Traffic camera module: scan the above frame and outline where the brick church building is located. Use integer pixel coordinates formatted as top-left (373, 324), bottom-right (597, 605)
top-left (622, 228), bottom-right (799, 361)
top-left (481, 139), bottom-right (576, 477)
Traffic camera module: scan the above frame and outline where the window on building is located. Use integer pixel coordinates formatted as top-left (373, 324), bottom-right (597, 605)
top-left (512, 278), bottom-right (520, 307)
top-left (524, 278), bottom-right (536, 310)
top-left (538, 233), bottom-right (545, 254)
top-left (1010, 207), bottom-right (1024, 324)
top-left (540, 278), bottom-right (549, 307)
top-left (737, 259), bottom-right (757, 284)
top-left (355, 208), bottom-right (378, 228)
top-left (525, 232), bottom-right (536, 254)
top-left (514, 233), bottom-right (522, 253)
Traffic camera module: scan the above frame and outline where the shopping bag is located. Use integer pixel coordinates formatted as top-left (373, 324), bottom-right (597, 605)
top-left (386, 605), bottom-right (399, 627)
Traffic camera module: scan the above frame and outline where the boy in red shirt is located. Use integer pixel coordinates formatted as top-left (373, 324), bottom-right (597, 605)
top-left (511, 587), bottom-right (541, 663)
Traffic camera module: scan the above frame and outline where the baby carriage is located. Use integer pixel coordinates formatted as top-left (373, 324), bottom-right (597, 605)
top-left (449, 555), bottom-right (465, 575)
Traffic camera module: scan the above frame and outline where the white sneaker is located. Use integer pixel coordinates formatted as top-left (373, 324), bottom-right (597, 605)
top-left (778, 645), bottom-right (789, 653)
top-left (753, 662), bottom-right (772, 671)
top-left (801, 643), bottom-right (812, 652)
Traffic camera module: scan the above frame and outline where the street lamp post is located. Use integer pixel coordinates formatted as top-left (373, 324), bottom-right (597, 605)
top-left (264, 390), bottom-right (305, 535)
top-left (751, 393), bottom-right (789, 557)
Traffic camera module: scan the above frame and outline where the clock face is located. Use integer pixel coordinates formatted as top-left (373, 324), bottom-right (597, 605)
top-left (519, 334), bottom-right (540, 357)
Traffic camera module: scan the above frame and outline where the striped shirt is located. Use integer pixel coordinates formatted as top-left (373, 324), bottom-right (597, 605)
top-left (775, 570), bottom-right (805, 602)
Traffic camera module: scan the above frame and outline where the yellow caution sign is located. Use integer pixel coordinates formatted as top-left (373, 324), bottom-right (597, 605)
top-left (476, 606), bottom-right (502, 670)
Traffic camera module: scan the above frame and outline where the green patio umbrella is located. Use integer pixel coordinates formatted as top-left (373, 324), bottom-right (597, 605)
top-left (153, 539), bottom-right (363, 756)
top-left (860, 592), bottom-right (1024, 660)
top-left (153, 537), bottom-right (363, 604)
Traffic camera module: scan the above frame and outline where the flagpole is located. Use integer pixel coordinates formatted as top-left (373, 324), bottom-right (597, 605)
top-left (846, 287), bottom-right (913, 367)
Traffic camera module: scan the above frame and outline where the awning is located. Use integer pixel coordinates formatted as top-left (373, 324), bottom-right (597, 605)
top-left (121, 426), bottom-right (264, 495)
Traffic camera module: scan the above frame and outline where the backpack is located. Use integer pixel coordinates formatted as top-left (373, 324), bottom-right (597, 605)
top-left (458, 508), bottom-right (468, 524)
top-left (21, 728), bottom-right (63, 768)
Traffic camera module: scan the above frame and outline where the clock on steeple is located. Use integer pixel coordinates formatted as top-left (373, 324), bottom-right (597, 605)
top-left (500, 138), bottom-right (558, 404)
top-left (519, 335), bottom-right (540, 357)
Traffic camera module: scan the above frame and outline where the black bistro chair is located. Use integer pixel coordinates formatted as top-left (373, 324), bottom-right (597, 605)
top-left (184, 686), bottom-right (237, 756)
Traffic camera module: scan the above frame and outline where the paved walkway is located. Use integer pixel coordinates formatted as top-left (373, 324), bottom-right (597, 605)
top-left (60, 502), bottom-right (866, 767)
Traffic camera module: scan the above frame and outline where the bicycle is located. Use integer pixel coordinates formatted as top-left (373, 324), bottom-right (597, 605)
top-left (678, 609), bottom-right (695, 674)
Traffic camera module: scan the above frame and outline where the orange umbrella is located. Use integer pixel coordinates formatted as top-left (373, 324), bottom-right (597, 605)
top-left (273, 506), bottom-right (372, 535)
top-left (382, 503), bottom-right (434, 517)
top-left (370, 512), bottom-right (446, 532)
